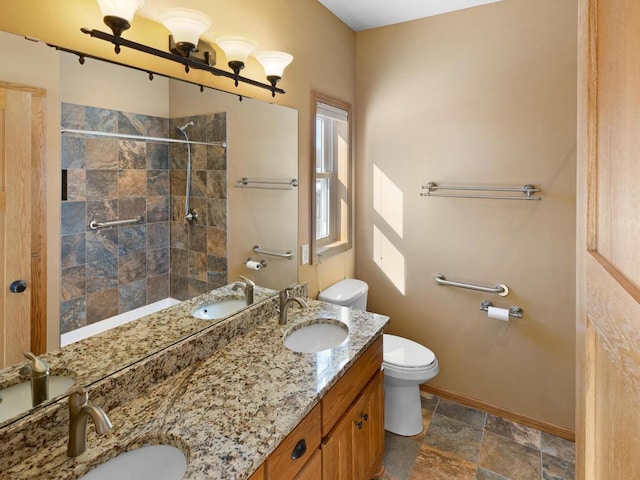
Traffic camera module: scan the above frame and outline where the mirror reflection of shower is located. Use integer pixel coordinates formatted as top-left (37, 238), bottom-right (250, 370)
top-left (177, 121), bottom-right (198, 221)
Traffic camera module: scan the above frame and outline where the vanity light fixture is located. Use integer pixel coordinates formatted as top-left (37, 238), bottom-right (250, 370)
top-left (215, 36), bottom-right (257, 86)
top-left (86, 1), bottom-right (291, 96)
top-left (96, 0), bottom-right (144, 49)
top-left (159, 8), bottom-right (211, 58)
top-left (254, 51), bottom-right (294, 97)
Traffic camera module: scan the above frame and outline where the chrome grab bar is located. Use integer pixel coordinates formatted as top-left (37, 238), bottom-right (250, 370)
top-left (253, 245), bottom-right (295, 260)
top-left (433, 273), bottom-right (509, 297)
top-left (89, 216), bottom-right (144, 230)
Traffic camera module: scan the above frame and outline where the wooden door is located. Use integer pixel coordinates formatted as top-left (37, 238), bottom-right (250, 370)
top-left (577, 0), bottom-right (640, 478)
top-left (0, 83), bottom-right (46, 368)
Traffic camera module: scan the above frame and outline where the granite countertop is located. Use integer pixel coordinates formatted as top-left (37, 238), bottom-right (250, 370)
top-left (4, 300), bottom-right (388, 480)
top-left (0, 285), bottom-right (277, 428)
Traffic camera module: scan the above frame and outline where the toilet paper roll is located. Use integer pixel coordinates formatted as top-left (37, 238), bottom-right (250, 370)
top-left (246, 260), bottom-right (262, 271)
top-left (487, 306), bottom-right (510, 322)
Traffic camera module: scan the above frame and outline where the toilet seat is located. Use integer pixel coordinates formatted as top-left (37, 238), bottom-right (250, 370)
top-left (383, 334), bottom-right (436, 369)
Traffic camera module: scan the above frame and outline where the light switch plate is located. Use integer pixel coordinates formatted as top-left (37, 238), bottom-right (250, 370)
top-left (301, 244), bottom-right (309, 265)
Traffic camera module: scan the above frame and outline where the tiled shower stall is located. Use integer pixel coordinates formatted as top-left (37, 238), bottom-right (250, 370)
top-left (59, 103), bottom-right (228, 335)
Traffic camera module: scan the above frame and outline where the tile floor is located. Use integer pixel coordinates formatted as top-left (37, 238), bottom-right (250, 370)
top-left (382, 392), bottom-right (575, 480)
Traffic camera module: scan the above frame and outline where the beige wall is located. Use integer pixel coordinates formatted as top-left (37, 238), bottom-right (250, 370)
top-left (0, 0), bottom-right (356, 347)
top-left (355, 0), bottom-right (577, 429)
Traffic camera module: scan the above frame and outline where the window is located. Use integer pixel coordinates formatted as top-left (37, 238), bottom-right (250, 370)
top-left (311, 92), bottom-right (352, 263)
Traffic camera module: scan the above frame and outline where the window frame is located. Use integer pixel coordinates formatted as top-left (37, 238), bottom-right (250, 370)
top-left (311, 91), bottom-right (353, 264)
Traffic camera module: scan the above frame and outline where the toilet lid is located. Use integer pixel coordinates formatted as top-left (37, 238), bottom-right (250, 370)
top-left (383, 334), bottom-right (436, 369)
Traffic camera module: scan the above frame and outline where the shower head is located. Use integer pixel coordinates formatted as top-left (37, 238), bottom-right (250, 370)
top-left (177, 121), bottom-right (194, 133)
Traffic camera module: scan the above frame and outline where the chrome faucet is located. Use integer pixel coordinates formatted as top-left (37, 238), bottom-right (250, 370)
top-left (231, 275), bottom-right (255, 305)
top-left (23, 352), bottom-right (49, 407)
top-left (67, 388), bottom-right (112, 457)
top-left (278, 287), bottom-right (308, 325)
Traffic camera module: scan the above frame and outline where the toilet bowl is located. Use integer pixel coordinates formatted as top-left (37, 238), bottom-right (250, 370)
top-left (318, 279), bottom-right (439, 437)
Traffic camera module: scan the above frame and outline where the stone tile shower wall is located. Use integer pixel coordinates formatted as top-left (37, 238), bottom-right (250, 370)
top-left (59, 105), bottom-right (229, 334)
top-left (60, 103), bottom-right (171, 334)
top-left (169, 114), bottom-right (228, 300)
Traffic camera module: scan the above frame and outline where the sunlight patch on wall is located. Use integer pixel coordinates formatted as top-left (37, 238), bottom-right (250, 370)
top-left (373, 225), bottom-right (405, 295)
top-left (373, 165), bottom-right (403, 238)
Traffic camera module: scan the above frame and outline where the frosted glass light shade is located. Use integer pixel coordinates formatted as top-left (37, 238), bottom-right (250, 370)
top-left (215, 36), bottom-right (257, 64)
top-left (254, 51), bottom-right (294, 79)
top-left (159, 8), bottom-right (212, 48)
top-left (96, 0), bottom-right (144, 22)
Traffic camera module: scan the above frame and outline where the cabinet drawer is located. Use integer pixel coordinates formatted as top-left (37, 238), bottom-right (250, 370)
top-left (321, 335), bottom-right (383, 436)
top-left (267, 403), bottom-right (321, 480)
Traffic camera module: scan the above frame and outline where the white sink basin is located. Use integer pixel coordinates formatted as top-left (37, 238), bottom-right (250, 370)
top-left (0, 375), bottom-right (75, 423)
top-left (79, 444), bottom-right (187, 480)
top-left (192, 298), bottom-right (246, 320)
top-left (284, 319), bottom-right (349, 353)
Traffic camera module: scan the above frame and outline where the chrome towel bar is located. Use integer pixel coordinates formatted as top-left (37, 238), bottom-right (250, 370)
top-left (433, 273), bottom-right (509, 297)
top-left (421, 182), bottom-right (542, 201)
top-left (253, 245), bottom-right (295, 260)
top-left (89, 216), bottom-right (144, 230)
top-left (235, 177), bottom-right (298, 190)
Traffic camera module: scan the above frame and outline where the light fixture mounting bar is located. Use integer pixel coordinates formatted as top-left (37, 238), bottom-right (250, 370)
top-left (80, 28), bottom-right (286, 95)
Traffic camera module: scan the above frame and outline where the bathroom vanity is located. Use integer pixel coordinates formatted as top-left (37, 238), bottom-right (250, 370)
top-left (0, 286), bottom-right (388, 479)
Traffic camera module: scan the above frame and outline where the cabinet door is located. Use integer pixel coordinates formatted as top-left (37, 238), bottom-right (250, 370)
top-left (294, 449), bottom-right (322, 480)
top-left (321, 408), bottom-right (353, 480)
top-left (352, 370), bottom-right (384, 480)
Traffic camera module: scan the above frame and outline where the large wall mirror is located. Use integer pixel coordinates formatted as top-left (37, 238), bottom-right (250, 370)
top-left (0, 30), bottom-right (298, 426)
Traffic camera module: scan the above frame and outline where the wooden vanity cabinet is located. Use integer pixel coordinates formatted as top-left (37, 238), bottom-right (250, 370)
top-left (263, 336), bottom-right (384, 480)
top-left (321, 336), bottom-right (384, 480)
top-left (249, 463), bottom-right (266, 480)
top-left (322, 370), bottom-right (384, 480)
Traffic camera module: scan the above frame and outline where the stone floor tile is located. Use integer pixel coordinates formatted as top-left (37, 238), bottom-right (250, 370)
top-left (384, 430), bottom-right (423, 480)
top-left (541, 432), bottom-right (576, 464)
top-left (424, 413), bottom-right (484, 463)
top-left (542, 453), bottom-right (575, 480)
top-left (420, 391), bottom-right (440, 412)
top-left (485, 414), bottom-right (541, 450)
top-left (476, 467), bottom-right (511, 480)
top-left (434, 398), bottom-right (487, 429)
top-left (479, 432), bottom-right (541, 480)
top-left (409, 445), bottom-right (477, 480)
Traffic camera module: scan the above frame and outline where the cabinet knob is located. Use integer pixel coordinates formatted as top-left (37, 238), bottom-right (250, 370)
top-left (291, 439), bottom-right (307, 460)
top-left (361, 413), bottom-right (369, 421)
top-left (9, 280), bottom-right (27, 293)
top-left (355, 420), bottom-right (363, 429)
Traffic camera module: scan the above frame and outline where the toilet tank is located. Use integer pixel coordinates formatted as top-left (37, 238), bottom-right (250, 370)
top-left (318, 279), bottom-right (368, 310)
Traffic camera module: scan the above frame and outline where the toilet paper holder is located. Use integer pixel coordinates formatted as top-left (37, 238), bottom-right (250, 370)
top-left (245, 258), bottom-right (267, 269)
top-left (480, 301), bottom-right (523, 318)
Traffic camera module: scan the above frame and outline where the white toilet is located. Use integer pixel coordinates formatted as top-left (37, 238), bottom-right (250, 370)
top-left (318, 279), bottom-right (439, 436)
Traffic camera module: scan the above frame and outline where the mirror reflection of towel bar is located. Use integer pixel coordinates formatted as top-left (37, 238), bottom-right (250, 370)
top-left (433, 273), bottom-right (509, 297)
top-left (253, 245), bottom-right (295, 260)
